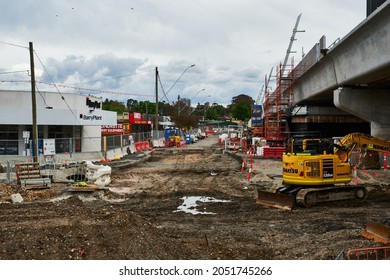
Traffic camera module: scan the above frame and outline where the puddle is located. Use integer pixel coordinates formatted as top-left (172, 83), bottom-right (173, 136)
top-left (174, 196), bottom-right (231, 215)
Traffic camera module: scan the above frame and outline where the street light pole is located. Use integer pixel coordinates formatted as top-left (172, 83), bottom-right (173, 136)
top-left (155, 67), bottom-right (159, 135)
top-left (190, 95), bottom-right (211, 115)
top-left (179, 89), bottom-right (206, 115)
top-left (199, 94), bottom-right (211, 104)
top-left (190, 88), bottom-right (205, 103)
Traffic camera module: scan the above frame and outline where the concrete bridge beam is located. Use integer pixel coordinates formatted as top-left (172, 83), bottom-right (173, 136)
top-left (334, 87), bottom-right (390, 138)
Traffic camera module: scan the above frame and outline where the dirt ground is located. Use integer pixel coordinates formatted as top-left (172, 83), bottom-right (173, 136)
top-left (0, 134), bottom-right (389, 260)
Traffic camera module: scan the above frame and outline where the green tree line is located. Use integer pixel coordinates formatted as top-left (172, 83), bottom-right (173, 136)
top-left (102, 97), bottom-right (253, 128)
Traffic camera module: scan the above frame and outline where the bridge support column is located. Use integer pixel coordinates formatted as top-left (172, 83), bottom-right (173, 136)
top-left (371, 122), bottom-right (390, 139)
top-left (334, 87), bottom-right (390, 139)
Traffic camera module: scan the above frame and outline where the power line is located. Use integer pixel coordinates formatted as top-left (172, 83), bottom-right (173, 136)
top-left (157, 73), bottom-right (170, 103)
top-left (0, 79), bottom-right (154, 98)
top-left (158, 64), bottom-right (195, 102)
top-left (35, 83), bottom-right (53, 109)
top-left (71, 67), bottom-right (155, 85)
top-left (37, 81), bottom-right (154, 97)
top-left (0, 70), bottom-right (29, 75)
top-left (0, 41), bottom-right (28, 49)
top-left (33, 49), bottom-right (106, 158)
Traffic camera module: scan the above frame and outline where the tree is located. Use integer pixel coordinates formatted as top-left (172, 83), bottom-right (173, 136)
top-left (159, 101), bottom-right (175, 116)
top-left (231, 94), bottom-right (253, 105)
top-left (103, 99), bottom-right (127, 114)
top-left (230, 100), bottom-right (251, 121)
top-left (205, 107), bottom-right (218, 120)
top-left (170, 113), bottom-right (199, 130)
top-left (126, 99), bottom-right (139, 112)
top-left (212, 104), bottom-right (228, 118)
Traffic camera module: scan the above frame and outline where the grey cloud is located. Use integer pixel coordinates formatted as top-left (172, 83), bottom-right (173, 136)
top-left (0, 0), bottom-right (365, 106)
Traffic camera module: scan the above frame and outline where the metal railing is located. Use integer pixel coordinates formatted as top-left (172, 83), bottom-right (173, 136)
top-left (346, 246), bottom-right (390, 260)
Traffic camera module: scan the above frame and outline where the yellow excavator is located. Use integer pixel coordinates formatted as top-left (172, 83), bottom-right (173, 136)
top-left (256, 132), bottom-right (390, 210)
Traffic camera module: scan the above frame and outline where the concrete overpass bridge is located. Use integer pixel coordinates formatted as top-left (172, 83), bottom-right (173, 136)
top-left (292, 0), bottom-right (390, 139)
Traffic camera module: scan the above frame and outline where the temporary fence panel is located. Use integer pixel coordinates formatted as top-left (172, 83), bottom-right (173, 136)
top-left (262, 147), bottom-right (286, 159)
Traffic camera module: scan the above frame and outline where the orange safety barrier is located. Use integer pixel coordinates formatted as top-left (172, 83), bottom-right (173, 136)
top-left (262, 147), bottom-right (286, 159)
top-left (135, 142), bottom-right (142, 152)
top-left (346, 246), bottom-right (390, 260)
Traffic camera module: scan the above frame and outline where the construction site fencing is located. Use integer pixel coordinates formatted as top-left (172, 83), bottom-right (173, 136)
top-left (345, 246), bottom-right (390, 260)
top-left (0, 129), bottom-right (207, 184)
top-left (0, 131), bottom-right (165, 160)
top-left (2, 155), bottom-right (87, 186)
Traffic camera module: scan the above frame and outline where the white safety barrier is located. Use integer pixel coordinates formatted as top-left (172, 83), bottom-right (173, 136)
top-left (152, 139), bottom-right (165, 148)
top-left (85, 161), bottom-right (112, 187)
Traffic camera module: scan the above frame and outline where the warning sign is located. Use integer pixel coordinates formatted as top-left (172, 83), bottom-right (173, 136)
top-left (43, 139), bottom-right (56, 156)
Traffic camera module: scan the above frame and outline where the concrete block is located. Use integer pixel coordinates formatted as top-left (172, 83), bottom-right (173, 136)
top-left (11, 193), bottom-right (23, 203)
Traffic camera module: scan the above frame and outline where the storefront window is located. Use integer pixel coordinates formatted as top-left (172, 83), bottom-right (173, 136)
top-left (48, 125), bottom-right (74, 153)
top-left (0, 125), bottom-right (18, 155)
top-left (104, 135), bottom-right (122, 150)
top-left (74, 126), bottom-right (82, 152)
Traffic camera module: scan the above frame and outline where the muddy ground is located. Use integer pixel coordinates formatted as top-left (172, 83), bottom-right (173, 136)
top-left (0, 134), bottom-right (389, 260)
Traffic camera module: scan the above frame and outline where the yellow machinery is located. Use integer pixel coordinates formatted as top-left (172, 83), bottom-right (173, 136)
top-left (256, 133), bottom-right (390, 210)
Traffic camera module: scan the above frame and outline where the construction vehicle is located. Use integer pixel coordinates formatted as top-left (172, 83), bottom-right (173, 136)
top-left (256, 132), bottom-right (390, 210)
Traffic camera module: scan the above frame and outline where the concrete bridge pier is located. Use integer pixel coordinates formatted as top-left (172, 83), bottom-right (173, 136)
top-left (334, 87), bottom-right (390, 139)
top-left (371, 122), bottom-right (390, 139)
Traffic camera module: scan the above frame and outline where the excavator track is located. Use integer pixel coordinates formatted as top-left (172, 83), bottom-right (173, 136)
top-left (295, 185), bottom-right (367, 207)
top-left (256, 184), bottom-right (367, 210)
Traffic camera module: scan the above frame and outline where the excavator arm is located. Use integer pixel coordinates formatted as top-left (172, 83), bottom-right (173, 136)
top-left (334, 133), bottom-right (390, 162)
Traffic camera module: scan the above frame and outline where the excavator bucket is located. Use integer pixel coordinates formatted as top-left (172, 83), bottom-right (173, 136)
top-left (362, 219), bottom-right (390, 245)
top-left (256, 189), bottom-right (295, 211)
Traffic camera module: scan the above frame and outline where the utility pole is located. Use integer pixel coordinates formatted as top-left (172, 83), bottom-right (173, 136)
top-left (177, 95), bottom-right (180, 115)
top-left (155, 67), bottom-right (159, 135)
top-left (29, 42), bottom-right (38, 162)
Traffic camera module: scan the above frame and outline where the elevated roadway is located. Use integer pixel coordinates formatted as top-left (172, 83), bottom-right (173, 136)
top-left (293, 0), bottom-right (390, 138)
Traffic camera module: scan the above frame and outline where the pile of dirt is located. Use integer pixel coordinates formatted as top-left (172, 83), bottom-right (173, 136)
top-left (0, 196), bottom-right (206, 260)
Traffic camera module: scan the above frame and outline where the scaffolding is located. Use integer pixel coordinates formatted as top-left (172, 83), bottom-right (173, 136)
top-left (254, 14), bottom-right (303, 144)
top-left (263, 59), bottom-right (295, 145)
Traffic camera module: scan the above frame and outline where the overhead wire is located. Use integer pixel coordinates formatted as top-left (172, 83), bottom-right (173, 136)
top-left (157, 73), bottom-right (170, 103)
top-left (33, 50), bottom-right (79, 120)
top-left (0, 41), bottom-right (28, 49)
top-left (35, 82), bottom-right (53, 109)
top-left (33, 50), bottom-right (105, 159)
top-left (36, 81), bottom-right (154, 97)
top-left (71, 67), bottom-right (155, 85)
top-left (0, 70), bottom-right (29, 75)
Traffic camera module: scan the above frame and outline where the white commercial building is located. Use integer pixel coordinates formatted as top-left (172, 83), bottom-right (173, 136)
top-left (0, 90), bottom-right (117, 162)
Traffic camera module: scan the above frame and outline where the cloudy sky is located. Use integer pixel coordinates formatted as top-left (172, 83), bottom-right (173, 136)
top-left (0, 0), bottom-right (367, 107)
